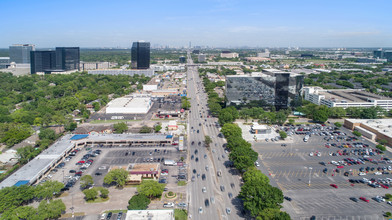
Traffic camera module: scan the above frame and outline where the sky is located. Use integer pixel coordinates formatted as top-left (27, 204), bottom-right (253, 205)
top-left (0, 0), bottom-right (391, 48)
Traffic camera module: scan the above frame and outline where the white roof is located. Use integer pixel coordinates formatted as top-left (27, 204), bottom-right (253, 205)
top-left (346, 119), bottom-right (392, 138)
top-left (125, 210), bottom-right (174, 220)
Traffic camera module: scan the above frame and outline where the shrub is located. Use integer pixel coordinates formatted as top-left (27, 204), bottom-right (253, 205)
top-left (376, 144), bottom-right (387, 151)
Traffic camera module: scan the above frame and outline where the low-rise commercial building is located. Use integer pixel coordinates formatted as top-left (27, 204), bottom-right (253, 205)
top-left (88, 69), bottom-right (154, 77)
top-left (303, 87), bottom-right (392, 110)
top-left (106, 94), bottom-right (152, 114)
top-left (344, 119), bottom-right (392, 146)
top-left (250, 123), bottom-right (271, 134)
top-left (220, 51), bottom-right (239, 58)
top-left (125, 210), bottom-right (174, 220)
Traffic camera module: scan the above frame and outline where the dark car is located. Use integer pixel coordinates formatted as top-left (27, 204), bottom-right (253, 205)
top-left (69, 170), bottom-right (76, 173)
top-left (220, 185), bottom-right (225, 192)
top-left (132, 152), bottom-right (136, 156)
top-left (205, 199), bottom-right (210, 207)
top-left (197, 130), bottom-right (199, 133)
top-left (191, 155), bottom-right (194, 160)
top-left (323, 168), bottom-right (328, 173)
top-left (95, 172), bottom-right (102, 176)
top-left (319, 162), bottom-right (326, 166)
top-left (117, 212), bottom-right (123, 220)
top-left (228, 193), bottom-right (233, 198)
top-left (284, 196), bottom-right (292, 201)
top-left (195, 149), bottom-right (198, 155)
top-left (230, 183), bottom-right (235, 188)
top-left (193, 169), bottom-right (197, 174)
top-left (107, 212), bottom-right (112, 220)
top-left (202, 174), bottom-right (206, 180)
top-left (195, 157), bottom-right (199, 162)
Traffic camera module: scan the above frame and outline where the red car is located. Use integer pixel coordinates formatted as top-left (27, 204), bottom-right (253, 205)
top-left (337, 165), bottom-right (344, 168)
top-left (77, 160), bottom-right (85, 164)
top-left (330, 184), bottom-right (338, 188)
top-left (380, 184), bottom-right (389, 189)
top-left (360, 197), bottom-right (369, 203)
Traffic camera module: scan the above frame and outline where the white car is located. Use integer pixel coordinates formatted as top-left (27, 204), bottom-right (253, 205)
top-left (163, 203), bottom-right (174, 208)
top-left (202, 187), bottom-right (206, 193)
top-left (317, 152), bottom-right (321, 157)
top-left (199, 207), bottom-right (203, 214)
top-left (359, 172), bottom-right (366, 176)
top-left (387, 201), bottom-right (392, 206)
top-left (309, 152), bottom-right (314, 157)
top-left (226, 207), bottom-right (231, 214)
top-left (255, 162), bottom-right (260, 167)
top-left (375, 172), bottom-right (382, 175)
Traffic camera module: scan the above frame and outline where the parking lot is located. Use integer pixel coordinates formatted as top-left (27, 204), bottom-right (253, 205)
top-left (43, 144), bottom-right (187, 216)
top-left (253, 123), bottom-right (392, 219)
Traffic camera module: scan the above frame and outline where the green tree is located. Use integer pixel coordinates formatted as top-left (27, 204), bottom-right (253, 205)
top-left (0, 185), bottom-right (36, 213)
top-left (239, 183), bottom-right (283, 217)
top-left (65, 122), bottom-right (77, 131)
top-left (35, 181), bottom-right (64, 200)
top-left (376, 144), bottom-right (387, 151)
top-left (37, 199), bottom-right (66, 219)
top-left (276, 110), bottom-right (287, 125)
top-left (378, 139), bottom-right (388, 145)
top-left (205, 135), bottom-right (212, 147)
top-left (80, 175), bottom-right (94, 189)
top-left (353, 130), bottom-right (362, 137)
top-left (313, 109), bottom-right (329, 123)
top-left (334, 122), bottom-right (342, 128)
top-left (154, 124), bottom-right (162, 132)
top-left (137, 180), bottom-right (165, 199)
top-left (288, 118), bottom-right (295, 125)
top-left (279, 131), bottom-right (287, 140)
top-left (1, 205), bottom-right (37, 220)
top-left (221, 123), bottom-right (242, 138)
top-left (139, 126), bottom-right (152, 133)
top-left (181, 97), bottom-right (191, 110)
top-left (83, 188), bottom-right (98, 201)
top-left (243, 167), bottom-right (270, 185)
top-left (113, 122), bottom-right (128, 134)
top-left (92, 102), bottom-right (100, 112)
top-left (38, 128), bottom-right (56, 141)
top-left (257, 208), bottom-right (291, 220)
top-left (127, 194), bottom-right (151, 210)
top-left (103, 168), bottom-right (129, 187)
top-left (98, 187), bottom-right (109, 198)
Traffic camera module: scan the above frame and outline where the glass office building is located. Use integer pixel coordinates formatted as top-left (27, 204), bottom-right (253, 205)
top-left (225, 70), bottom-right (303, 109)
top-left (131, 41), bottom-right (150, 69)
top-left (9, 44), bottom-right (35, 64)
top-left (56, 47), bottom-right (80, 71)
top-left (30, 51), bottom-right (56, 74)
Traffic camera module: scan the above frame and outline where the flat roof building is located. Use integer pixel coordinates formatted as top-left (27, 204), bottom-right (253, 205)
top-left (220, 51), bottom-right (239, 58)
top-left (9, 44), bottom-right (35, 64)
top-left (344, 119), bottom-right (392, 146)
top-left (125, 210), bottom-right (174, 220)
top-left (105, 94), bottom-right (153, 114)
top-left (303, 87), bottom-right (392, 110)
top-left (131, 41), bottom-right (150, 69)
top-left (87, 69), bottom-right (154, 77)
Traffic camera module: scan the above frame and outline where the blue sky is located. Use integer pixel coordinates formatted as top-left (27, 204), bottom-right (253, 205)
top-left (0, 0), bottom-right (391, 48)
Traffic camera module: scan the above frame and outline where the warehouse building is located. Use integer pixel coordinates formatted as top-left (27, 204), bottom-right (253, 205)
top-left (105, 94), bottom-right (152, 114)
top-left (344, 119), bottom-right (392, 146)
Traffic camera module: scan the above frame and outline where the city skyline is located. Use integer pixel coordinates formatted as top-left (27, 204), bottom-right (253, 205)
top-left (0, 0), bottom-right (391, 48)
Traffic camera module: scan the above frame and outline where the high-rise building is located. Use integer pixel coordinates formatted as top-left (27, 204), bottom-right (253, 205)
top-left (0, 57), bottom-right (10, 69)
top-left (179, 56), bottom-right (186, 63)
top-left (9, 44), bottom-right (35, 64)
top-left (55, 47), bottom-right (80, 71)
top-left (374, 49), bottom-right (392, 62)
top-left (131, 41), bottom-right (150, 69)
top-left (30, 51), bottom-right (56, 74)
top-left (225, 69), bottom-right (304, 109)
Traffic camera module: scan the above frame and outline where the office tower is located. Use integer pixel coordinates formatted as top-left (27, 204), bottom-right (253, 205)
top-left (56, 47), bottom-right (80, 71)
top-left (9, 44), bottom-right (35, 64)
top-left (30, 51), bottom-right (56, 74)
top-left (0, 57), bottom-right (10, 69)
top-left (225, 70), bottom-right (303, 109)
top-left (198, 54), bottom-right (206, 62)
top-left (131, 41), bottom-right (150, 69)
top-left (179, 56), bottom-right (186, 63)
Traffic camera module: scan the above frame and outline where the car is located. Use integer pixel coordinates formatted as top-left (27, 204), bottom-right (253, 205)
top-left (204, 154), bottom-right (207, 159)
top-left (195, 157), bottom-right (199, 162)
top-left (195, 149), bottom-right (198, 155)
top-left (230, 183), bottom-right (235, 188)
top-left (228, 192), bottom-right (233, 198)
top-left (375, 172), bottom-right (382, 175)
top-left (210, 197), bottom-right (215, 204)
top-left (197, 130), bottom-right (199, 133)
top-left (132, 152), bottom-right (135, 156)
top-left (98, 166), bottom-right (107, 170)
top-left (177, 203), bottom-right (187, 208)
top-left (220, 185), bottom-right (225, 192)
top-left (95, 172), bottom-right (102, 176)
top-left (191, 176), bottom-right (195, 182)
top-left (163, 202), bottom-right (174, 208)
top-left (202, 187), bottom-right (206, 193)
top-left (350, 197), bottom-right (359, 202)
top-left (388, 201), bottom-right (392, 206)
top-left (323, 168), bottom-right (328, 173)
top-left (226, 207), bottom-right (231, 215)
top-left (117, 212), bottom-right (123, 220)
top-left (284, 196), bottom-right (292, 201)
top-left (359, 172), bottom-right (366, 176)
top-left (360, 197), bottom-right (369, 203)
top-left (193, 169), bottom-right (197, 174)
top-left (69, 170), bottom-right (76, 173)
top-left (191, 155), bottom-right (194, 160)
top-left (204, 199), bottom-right (210, 207)
top-left (205, 165), bottom-right (209, 171)
top-left (310, 216), bottom-right (316, 220)
top-left (100, 213), bottom-right (107, 220)
top-left (330, 184), bottom-right (338, 188)
top-left (255, 161), bottom-right (260, 167)
top-left (319, 162), bottom-right (326, 166)
top-left (106, 212), bottom-right (112, 220)
top-left (202, 174), bottom-right (206, 180)
top-left (199, 207), bottom-right (203, 214)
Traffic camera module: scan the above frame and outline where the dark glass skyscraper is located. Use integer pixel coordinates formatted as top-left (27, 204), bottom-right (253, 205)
top-left (55, 47), bottom-right (80, 71)
top-left (30, 51), bottom-right (56, 74)
top-left (9, 44), bottom-right (35, 64)
top-left (131, 41), bottom-right (150, 69)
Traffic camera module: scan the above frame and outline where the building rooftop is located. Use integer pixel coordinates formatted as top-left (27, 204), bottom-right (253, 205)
top-left (125, 210), bottom-right (174, 220)
top-left (346, 119), bottom-right (392, 139)
top-left (318, 89), bottom-right (392, 103)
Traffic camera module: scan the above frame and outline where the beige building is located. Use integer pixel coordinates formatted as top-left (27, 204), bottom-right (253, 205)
top-left (344, 119), bottom-right (392, 146)
top-left (220, 51), bottom-right (239, 58)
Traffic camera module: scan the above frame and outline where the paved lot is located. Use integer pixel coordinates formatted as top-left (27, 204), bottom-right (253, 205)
top-left (252, 124), bottom-right (392, 219)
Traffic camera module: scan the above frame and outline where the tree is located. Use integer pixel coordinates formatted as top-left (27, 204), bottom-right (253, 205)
top-left (139, 126), bottom-right (152, 133)
top-left (288, 119), bottom-right (295, 125)
top-left (376, 144), bottom-right (387, 151)
top-left (92, 102), bottom-right (100, 112)
top-left (378, 139), bottom-right (388, 145)
top-left (127, 194), bottom-right (151, 210)
top-left (239, 183), bottom-right (283, 217)
top-left (221, 123), bottom-right (242, 138)
top-left (205, 136), bottom-right (212, 147)
top-left (38, 128), bottom-right (56, 141)
top-left (275, 110), bottom-right (287, 125)
top-left (37, 199), bottom-right (66, 219)
top-left (65, 122), bottom-right (77, 131)
top-left (353, 130), bottom-right (362, 137)
top-left (0, 185), bottom-right (36, 213)
top-left (313, 109), bottom-right (329, 123)
top-left (98, 187), bottom-right (109, 198)
top-left (137, 180), bottom-right (165, 199)
top-left (154, 124), bottom-right (162, 132)
top-left (83, 188), bottom-right (98, 201)
top-left (104, 169), bottom-right (129, 187)
top-left (181, 97), bottom-right (191, 110)
top-left (243, 167), bottom-right (270, 185)
top-left (232, 155), bottom-right (256, 172)
top-left (257, 208), bottom-right (291, 220)
top-left (35, 181), bottom-right (64, 200)
top-left (1, 205), bottom-right (37, 220)
top-left (334, 122), bottom-right (342, 128)
top-left (80, 175), bottom-right (94, 189)
top-left (279, 131), bottom-right (287, 140)
top-left (218, 111), bottom-right (234, 125)
top-left (113, 122), bottom-right (128, 134)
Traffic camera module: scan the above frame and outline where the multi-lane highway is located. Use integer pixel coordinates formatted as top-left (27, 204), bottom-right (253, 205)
top-left (186, 52), bottom-right (243, 220)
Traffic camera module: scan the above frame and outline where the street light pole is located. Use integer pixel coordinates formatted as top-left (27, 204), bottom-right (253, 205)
top-left (308, 167), bottom-right (313, 186)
